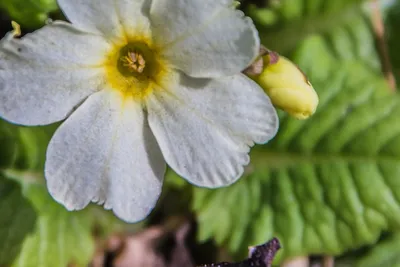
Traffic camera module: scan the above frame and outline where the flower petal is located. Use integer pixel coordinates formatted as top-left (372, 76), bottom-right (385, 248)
top-left (0, 21), bottom-right (110, 125)
top-left (146, 73), bottom-right (278, 187)
top-left (45, 90), bottom-right (165, 222)
top-left (58, 0), bottom-right (151, 41)
top-left (149, 0), bottom-right (259, 78)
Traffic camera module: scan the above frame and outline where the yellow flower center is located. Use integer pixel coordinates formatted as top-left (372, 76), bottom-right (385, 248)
top-left (104, 39), bottom-right (171, 101)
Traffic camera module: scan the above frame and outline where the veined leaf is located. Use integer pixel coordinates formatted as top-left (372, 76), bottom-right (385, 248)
top-left (192, 54), bottom-right (400, 261)
top-left (0, 175), bottom-right (36, 265)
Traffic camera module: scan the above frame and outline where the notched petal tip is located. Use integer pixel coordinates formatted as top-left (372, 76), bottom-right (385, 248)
top-left (102, 184), bottom-right (162, 223)
top-left (46, 154), bottom-right (162, 223)
top-left (44, 91), bottom-right (166, 224)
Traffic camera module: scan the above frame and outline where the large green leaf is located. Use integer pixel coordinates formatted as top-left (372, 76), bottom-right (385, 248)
top-left (191, 1), bottom-right (392, 260)
top-left (0, 175), bottom-right (36, 266)
top-left (192, 49), bottom-right (400, 261)
top-left (3, 172), bottom-right (95, 267)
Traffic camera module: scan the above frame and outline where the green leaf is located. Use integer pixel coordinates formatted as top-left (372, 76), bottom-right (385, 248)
top-left (248, 0), bottom-right (379, 70)
top-left (249, 0), bottom-right (365, 49)
top-left (0, 175), bottom-right (36, 266)
top-left (0, 119), bottom-right (53, 171)
top-left (354, 233), bottom-right (400, 267)
top-left (0, 0), bottom-right (58, 29)
top-left (192, 52), bottom-right (400, 261)
top-left (5, 172), bottom-right (95, 267)
top-left (0, 120), bottom-right (19, 169)
top-left (336, 233), bottom-right (400, 267)
top-left (14, 126), bottom-right (52, 170)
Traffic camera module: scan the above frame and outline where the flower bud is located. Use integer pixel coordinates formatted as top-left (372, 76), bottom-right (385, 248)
top-left (247, 51), bottom-right (319, 120)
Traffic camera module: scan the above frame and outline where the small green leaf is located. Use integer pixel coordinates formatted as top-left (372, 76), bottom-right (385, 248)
top-left (0, 120), bottom-right (19, 168)
top-left (0, 119), bottom-right (53, 171)
top-left (0, 0), bottom-right (58, 29)
top-left (7, 173), bottom-right (95, 267)
top-left (14, 126), bottom-right (51, 170)
top-left (0, 175), bottom-right (36, 266)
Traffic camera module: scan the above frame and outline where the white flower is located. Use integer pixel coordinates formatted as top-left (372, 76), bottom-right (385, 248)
top-left (0, 0), bottom-right (278, 222)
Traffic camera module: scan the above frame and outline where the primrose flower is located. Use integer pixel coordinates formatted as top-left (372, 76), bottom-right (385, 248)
top-left (0, 0), bottom-right (278, 222)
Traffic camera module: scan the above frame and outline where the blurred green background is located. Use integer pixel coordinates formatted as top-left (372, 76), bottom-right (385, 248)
top-left (1, 0), bottom-right (400, 266)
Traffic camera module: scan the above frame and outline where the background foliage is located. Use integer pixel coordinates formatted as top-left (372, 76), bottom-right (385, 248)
top-left (1, 0), bottom-right (400, 266)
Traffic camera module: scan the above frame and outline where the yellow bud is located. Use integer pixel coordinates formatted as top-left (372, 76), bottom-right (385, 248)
top-left (249, 52), bottom-right (319, 120)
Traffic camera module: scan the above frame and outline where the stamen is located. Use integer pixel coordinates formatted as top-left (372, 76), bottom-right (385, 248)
top-left (121, 50), bottom-right (146, 73)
